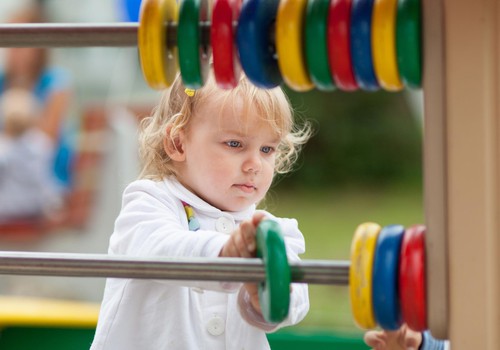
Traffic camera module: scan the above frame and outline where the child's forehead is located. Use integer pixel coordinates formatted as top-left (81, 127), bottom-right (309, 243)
top-left (190, 84), bottom-right (291, 136)
top-left (207, 91), bottom-right (251, 110)
top-left (192, 97), bottom-right (280, 137)
top-left (198, 94), bottom-right (256, 120)
top-left (204, 91), bottom-right (283, 119)
top-left (204, 99), bottom-right (268, 127)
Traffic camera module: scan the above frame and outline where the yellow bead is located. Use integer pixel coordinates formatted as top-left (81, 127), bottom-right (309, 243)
top-left (138, 0), bottom-right (178, 89)
top-left (349, 222), bottom-right (381, 329)
top-left (372, 0), bottom-right (403, 91)
top-left (276, 0), bottom-right (314, 91)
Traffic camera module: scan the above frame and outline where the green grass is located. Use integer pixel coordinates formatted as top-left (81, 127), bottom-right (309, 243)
top-left (262, 183), bottom-right (424, 334)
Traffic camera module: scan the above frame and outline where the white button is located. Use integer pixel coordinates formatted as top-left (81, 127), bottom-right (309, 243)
top-left (206, 316), bottom-right (225, 336)
top-left (215, 217), bottom-right (234, 234)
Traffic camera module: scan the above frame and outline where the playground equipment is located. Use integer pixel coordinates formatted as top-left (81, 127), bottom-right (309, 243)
top-left (0, 220), bottom-right (422, 328)
top-left (0, 0), bottom-right (498, 349)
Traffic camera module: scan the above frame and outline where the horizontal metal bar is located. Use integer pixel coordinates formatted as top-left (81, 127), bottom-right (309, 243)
top-left (0, 22), bottom-right (214, 48)
top-left (0, 251), bottom-right (349, 285)
top-left (0, 23), bottom-right (139, 47)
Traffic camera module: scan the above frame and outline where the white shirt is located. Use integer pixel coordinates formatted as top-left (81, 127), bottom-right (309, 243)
top-left (91, 178), bottom-right (309, 350)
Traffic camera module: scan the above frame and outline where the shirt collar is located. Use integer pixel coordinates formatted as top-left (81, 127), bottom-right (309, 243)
top-left (163, 177), bottom-right (256, 221)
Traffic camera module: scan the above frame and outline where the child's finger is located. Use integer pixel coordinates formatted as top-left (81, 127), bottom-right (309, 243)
top-left (220, 234), bottom-right (238, 257)
top-left (244, 283), bottom-right (261, 312)
top-left (240, 221), bottom-right (257, 255)
top-left (364, 331), bottom-right (387, 348)
top-left (251, 212), bottom-right (266, 227)
top-left (384, 327), bottom-right (419, 350)
top-left (234, 223), bottom-right (254, 258)
top-left (402, 326), bottom-right (422, 350)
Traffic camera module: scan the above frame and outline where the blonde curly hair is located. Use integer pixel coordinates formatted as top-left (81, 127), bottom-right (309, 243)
top-left (138, 74), bottom-right (312, 180)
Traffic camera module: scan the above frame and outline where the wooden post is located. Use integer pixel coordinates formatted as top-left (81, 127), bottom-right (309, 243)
top-left (424, 0), bottom-right (500, 347)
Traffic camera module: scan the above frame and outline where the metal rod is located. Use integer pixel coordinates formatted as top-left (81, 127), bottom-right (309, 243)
top-left (0, 23), bottom-right (139, 47)
top-left (0, 251), bottom-right (349, 285)
top-left (0, 22), bottom-right (214, 48)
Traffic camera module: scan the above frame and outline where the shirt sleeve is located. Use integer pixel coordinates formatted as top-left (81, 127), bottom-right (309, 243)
top-left (108, 180), bottom-right (235, 292)
top-left (110, 180), bottom-right (229, 258)
top-left (420, 331), bottom-right (448, 350)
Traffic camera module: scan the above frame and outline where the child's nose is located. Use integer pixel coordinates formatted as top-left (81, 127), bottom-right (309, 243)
top-left (243, 153), bottom-right (262, 174)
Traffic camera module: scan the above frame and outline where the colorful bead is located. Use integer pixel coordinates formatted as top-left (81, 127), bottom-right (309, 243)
top-left (349, 222), bottom-right (381, 329)
top-left (138, 0), bottom-right (178, 89)
top-left (372, 224), bottom-right (405, 330)
top-left (178, 0), bottom-right (211, 89)
top-left (351, 0), bottom-right (380, 90)
top-left (237, 0), bottom-right (282, 88)
top-left (211, 0), bottom-right (242, 89)
top-left (276, 0), bottom-right (314, 91)
top-left (305, 0), bottom-right (336, 91)
top-left (181, 201), bottom-right (200, 231)
top-left (372, 0), bottom-right (403, 91)
top-left (328, 0), bottom-right (359, 91)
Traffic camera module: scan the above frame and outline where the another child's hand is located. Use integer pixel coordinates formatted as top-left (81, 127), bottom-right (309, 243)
top-left (364, 324), bottom-right (422, 350)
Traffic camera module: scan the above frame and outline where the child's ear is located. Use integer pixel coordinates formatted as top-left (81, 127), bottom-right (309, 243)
top-left (163, 125), bottom-right (186, 162)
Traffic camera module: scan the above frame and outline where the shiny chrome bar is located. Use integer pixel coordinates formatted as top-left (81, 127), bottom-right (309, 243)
top-left (0, 251), bottom-right (349, 285)
top-left (0, 22), bottom-right (214, 48)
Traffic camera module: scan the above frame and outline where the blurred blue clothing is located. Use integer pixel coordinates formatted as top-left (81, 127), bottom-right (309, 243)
top-left (421, 331), bottom-right (448, 350)
top-left (0, 67), bottom-right (71, 102)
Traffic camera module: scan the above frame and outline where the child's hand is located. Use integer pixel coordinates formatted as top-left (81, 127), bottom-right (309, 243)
top-left (364, 324), bottom-right (422, 350)
top-left (219, 212), bottom-right (266, 258)
top-left (219, 213), bottom-right (266, 313)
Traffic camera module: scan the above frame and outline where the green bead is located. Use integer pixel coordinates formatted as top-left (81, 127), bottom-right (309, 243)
top-left (396, 0), bottom-right (422, 88)
top-left (178, 0), bottom-right (210, 89)
top-left (256, 219), bottom-right (290, 323)
top-left (305, 0), bottom-right (336, 91)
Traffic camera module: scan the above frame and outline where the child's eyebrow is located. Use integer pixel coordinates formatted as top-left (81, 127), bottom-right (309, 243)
top-left (219, 129), bottom-right (281, 144)
top-left (219, 129), bottom-right (246, 137)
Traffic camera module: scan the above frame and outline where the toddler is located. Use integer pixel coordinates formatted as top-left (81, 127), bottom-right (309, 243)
top-left (91, 74), bottom-right (312, 350)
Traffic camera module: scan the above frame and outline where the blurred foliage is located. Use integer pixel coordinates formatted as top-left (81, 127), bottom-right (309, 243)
top-left (265, 185), bottom-right (424, 330)
top-left (276, 89), bottom-right (423, 189)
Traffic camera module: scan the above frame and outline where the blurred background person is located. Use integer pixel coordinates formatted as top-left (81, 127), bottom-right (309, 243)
top-left (0, 88), bottom-right (63, 222)
top-left (0, 0), bottom-right (73, 197)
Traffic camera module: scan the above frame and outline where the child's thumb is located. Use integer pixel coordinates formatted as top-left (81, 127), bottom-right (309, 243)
top-left (405, 338), bottom-right (420, 350)
top-left (252, 212), bottom-right (266, 226)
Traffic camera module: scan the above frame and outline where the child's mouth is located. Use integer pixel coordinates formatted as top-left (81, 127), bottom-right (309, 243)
top-left (234, 184), bottom-right (256, 193)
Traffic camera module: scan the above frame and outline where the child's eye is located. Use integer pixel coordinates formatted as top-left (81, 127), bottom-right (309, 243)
top-left (261, 146), bottom-right (275, 154)
top-left (226, 140), bottom-right (241, 148)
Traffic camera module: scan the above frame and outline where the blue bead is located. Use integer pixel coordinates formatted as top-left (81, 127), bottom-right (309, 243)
top-left (188, 217), bottom-right (201, 231)
top-left (237, 0), bottom-right (282, 88)
top-left (372, 224), bottom-right (405, 330)
top-left (350, 0), bottom-right (380, 91)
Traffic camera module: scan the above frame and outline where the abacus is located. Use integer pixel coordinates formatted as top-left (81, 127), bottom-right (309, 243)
top-left (0, 0), bottom-right (497, 349)
top-left (0, 220), bottom-right (423, 329)
top-left (0, 0), bottom-right (421, 91)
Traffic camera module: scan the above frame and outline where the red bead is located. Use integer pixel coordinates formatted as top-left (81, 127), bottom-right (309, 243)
top-left (211, 0), bottom-right (242, 89)
top-left (399, 225), bottom-right (428, 332)
top-left (327, 0), bottom-right (359, 91)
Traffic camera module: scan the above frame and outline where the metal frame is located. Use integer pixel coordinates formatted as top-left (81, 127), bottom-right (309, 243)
top-left (0, 251), bottom-right (349, 285)
top-left (0, 22), bottom-right (213, 47)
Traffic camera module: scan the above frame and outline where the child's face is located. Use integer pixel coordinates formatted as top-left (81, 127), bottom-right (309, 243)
top-left (175, 96), bottom-right (280, 212)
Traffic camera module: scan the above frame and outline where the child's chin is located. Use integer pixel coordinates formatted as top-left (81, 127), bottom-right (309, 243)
top-left (222, 199), bottom-right (255, 212)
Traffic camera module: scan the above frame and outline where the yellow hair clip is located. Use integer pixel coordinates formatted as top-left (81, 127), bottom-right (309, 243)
top-left (184, 88), bottom-right (196, 97)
